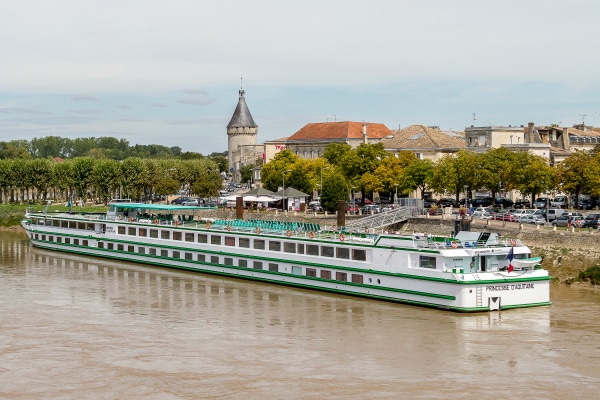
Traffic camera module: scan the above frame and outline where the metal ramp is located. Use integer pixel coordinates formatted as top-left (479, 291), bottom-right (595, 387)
top-left (344, 206), bottom-right (419, 231)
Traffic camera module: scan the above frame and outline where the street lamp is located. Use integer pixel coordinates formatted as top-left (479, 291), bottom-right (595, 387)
top-left (463, 185), bottom-right (469, 211)
top-left (320, 167), bottom-right (329, 200)
top-left (282, 169), bottom-right (292, 211)
top-left (394, 183), bottom-right (399, 204)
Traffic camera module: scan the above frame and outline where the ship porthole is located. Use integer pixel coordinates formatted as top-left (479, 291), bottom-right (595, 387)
top-left (469, 289), bottom-right (472, 293)
top-left (368, 278), bottom-right (372, 283)
top-left (377, 279), bottom-right (381, 284)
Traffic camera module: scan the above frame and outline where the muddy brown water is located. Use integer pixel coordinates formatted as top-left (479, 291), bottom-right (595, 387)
top-left (1, 231), bottom-right (599, 399)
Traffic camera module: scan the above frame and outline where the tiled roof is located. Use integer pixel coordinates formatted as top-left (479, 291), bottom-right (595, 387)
top-left (564, 127), bottom-right (600, 137)
top-left (287, 121), bottom-right (391, 141)
top-left (382, 125), bottom-right (466, 150)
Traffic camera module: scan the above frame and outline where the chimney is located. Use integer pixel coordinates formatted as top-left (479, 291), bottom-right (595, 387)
top-left (526, 122), bottom-right (534, 143)
top-left (362, 124), bottom-right (368, 144)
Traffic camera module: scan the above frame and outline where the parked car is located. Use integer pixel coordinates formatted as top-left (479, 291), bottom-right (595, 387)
top-left (513, 199), bottom-right (531, 209)
top-left (438, 198), bottom-right (456, 207)
top-left (423, 199), bottom-right (437, 208)
top-left (582, 213), bottom-right (600, 228)
top-left (361, 205), bottom-right (382, 214)
top-left (307, 202), bottom-right (324, 212)
top-left (552, 214), bottom-right (584, 227)
top-left (472, 197), bottom-right (494, 207)
top-left (516, 214), bottom-right (546, 225)
top-left (182, 198), bottom-right (200, 206)
top-left (546, 208), bottom-right (565, 222)
top-left (551, 196), bottom-right (568, 208)
top-left (495, 197), bottom-right (514, 208)
top-left (533, 197), bottom-right (551, 208)
top-left (171, 197), bottom-right (191, 205)
top-left (346, 202), bottom-right (360, 214)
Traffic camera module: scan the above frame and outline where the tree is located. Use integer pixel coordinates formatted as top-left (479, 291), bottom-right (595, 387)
top-left (320, 173), bottom-right (349, 213)
top-left (555, 150), bottom-right (592, 207)
top-left (93, 159), bottom-right (121, 203)
top-left (260, 150), bottom-right (299, 192)
top-left (479, 147), bottom-right (517, 198)
top-left (402, 158), bottom-right (434, 199)
top-left (322, 142), bottom-right (352, 166)
top-left (120, 157), bottom-right (148, 200)
top-left (72, 157), bottom-right (96, 202)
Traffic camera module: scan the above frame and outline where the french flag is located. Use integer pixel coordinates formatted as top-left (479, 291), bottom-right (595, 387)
top-left (507, 246), bottom-right (514, 273)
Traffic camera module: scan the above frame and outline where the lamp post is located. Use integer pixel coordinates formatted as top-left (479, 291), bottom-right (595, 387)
top-left (463, 185), bottom-right (469, 212)
top-left (282, 169), bottom-right (291, 211)
top-left (320, 167), bottom-right (329, 200)
top-left (394, 183), bottom-right (399, 204)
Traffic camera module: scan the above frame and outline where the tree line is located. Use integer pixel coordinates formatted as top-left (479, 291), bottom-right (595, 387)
top-left (0, 157), bottom-right (222, 205)
top-left (259, 143), bottom-right (600, 212)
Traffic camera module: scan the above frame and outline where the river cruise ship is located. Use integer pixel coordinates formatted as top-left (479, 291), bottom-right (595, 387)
top-left (21, 203), bottom-right (551, 312)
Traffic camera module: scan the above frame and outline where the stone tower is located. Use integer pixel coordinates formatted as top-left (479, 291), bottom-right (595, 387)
top-left (227, 87), bottom-right (258, 182)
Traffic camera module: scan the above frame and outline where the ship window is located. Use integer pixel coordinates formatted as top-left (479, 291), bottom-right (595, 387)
top-left (65, 238), bottom-right (70, 244)
top-left (198, 234), bottom-right (207, 243)
top-left (173, 251), bottom-right (181, 259)
top-left (292, 266), bottom-right (302, 275)
top-left (42, 235), bottom-right (46, 241)
top-left (419, 255), bottom-right (437, 269)
top-left (269, 263), bottom-right (279, 272)
top-left (253, 261), bottom-right (263, 270)
top-left (321, 246), bottom-right (334, 257)
top-left (97, 241), bottom-right (103, 248)
top-left (128, 227), bottom-right (136, 236)
top-left (150, 248), bottom-right (156, 256)
top-left (225, 236), bottom-right (235, 247)
top-left (307, 244), bottom-right (319, 256)
top-left (254, 239), bottom-right (265, 250)
top-left (83, 239), bottom-right (88, 246)
top-left (284, 242), bottom-right (296, 253)
top-left (73, 239), bottom-right (79, 245)
top-left (161, 230), bottom-right (170, 240)
top-left (139, 228), bottom-right (147, 237)
top-left (118, 226), bottom-right (125, 235)
top-left (239, 259), bottom-right (248, 268)
top-left (352, 249), bottom-right (366, 261)
top-left (128, 245), bottom-right (134, 252)
top-left (239, 238), bottom-right (250, 248)
top-left (161, 249), bottom-right (168, 257)
top-left (336, 272), bottom-right (347, 282)
top-left (269, 241), bottom-right (281, 251)
top-left (185, 252), bottom-right (193, 260)
top-left (211, 235), bottom-right (221, 245)
top-left (77, 222), bottom-right (86, 230)
top-left (211, 256), bottom-right (219, 264)
top-left (138, 247), bottom-right (145, 254)
top-left (351, 274), bottom-right (363, 284)
top-left (306, 268), bottom-right (317, 277)
top-left (53, 220), bottom-right (60, 227)
top-left (224, 257), bottom-right (233, 266)
top-left (297, 243), bottom-right (304, 254)
top-left (173, 231), bottom-right (182, 241)
top-left (106, 242), bottom-right (112, 249)
top-left (185, 233), bottom-right (194, 242)
top-left (61, 220), bottom-right (68, 228)
top-left (197, 254), bottom-right (205, 262)
top-left (337, 247), bottom-right (350, 259)
top-left (49, 236), bottom-right (54, 242)
top-left (150, 229), bottom-right (158, 238)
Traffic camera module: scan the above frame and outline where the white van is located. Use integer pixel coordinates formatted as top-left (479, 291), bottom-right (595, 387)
top-left (546, 208), bottom-right (565, 222)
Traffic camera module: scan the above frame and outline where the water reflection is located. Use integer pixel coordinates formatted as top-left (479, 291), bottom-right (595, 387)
top-left (1, 231), bottom-right (600, 399)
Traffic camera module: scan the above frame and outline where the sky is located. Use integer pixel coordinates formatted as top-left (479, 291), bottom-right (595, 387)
top-left (1, 0), bottom-right (599, 155)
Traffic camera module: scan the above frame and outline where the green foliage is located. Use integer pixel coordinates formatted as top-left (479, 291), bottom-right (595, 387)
top-left (320, 173), bottom-right (349, 212)
top-left (577, 266), bottom-right (600, 285)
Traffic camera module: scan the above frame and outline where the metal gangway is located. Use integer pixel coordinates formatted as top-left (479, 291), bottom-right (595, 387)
top-left (344, 204), bottom-right (420, 232)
